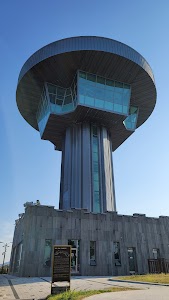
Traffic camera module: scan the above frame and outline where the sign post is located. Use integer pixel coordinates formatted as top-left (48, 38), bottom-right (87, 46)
top-left (51, 245), bottom-right (71, 294)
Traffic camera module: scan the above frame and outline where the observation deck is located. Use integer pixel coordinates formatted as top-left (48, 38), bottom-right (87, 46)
top-left (16, 36), bottom-right (156, 151)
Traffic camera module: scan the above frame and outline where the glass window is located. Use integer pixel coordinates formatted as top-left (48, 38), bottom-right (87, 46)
top-left (124, 83), bottom-right (130, 89)
top-left (52, 104), bottom-right (62, 113)
top-left (153, 248), bottom-right (160, 259)
top-left (95, 99), bottom-right (104, 108)
top-left (44, 239), bottom-right (52, 267)
top-left (85, 96), bottom-right (95, 106)
top-left (114, 242), bottom-right (121, 266)
top-left (49, 94), bottom-right (56, 104)
top-left (93, 161), bottom-right (99, 172)
top-left (79, 94), bottom-right (85, 104)
top-left (79, 71), bottom-right (86, 79)
top-left (122, 106), bottom-right (128, 114)
top-left (105, 101), bottom-right (113, 111)
top-left (93, 126), bottom-right (97, 136)
top-left (64, 95), bottom-right (72, 105)
top-left (57, 87), bottom-right (65, 99)
top-left (78, 71), bottom-right (131, 116)
top-left (106, 79), bottom-right (114, 87)
top-left (114, 92), bottom-right (123, 104)
top-left (93, 192), bottom-right (100, 212)
top-left (130, 106), bottom-right (138, 114)
top-left (79, 77), bottom-right (87, 85)
top-left (86, 85), bottom-right (95, 98)
top-left (93, 135), bottom-right (98, 143)
top-left (105, 89), bottom-right (114, 101)
top-left (123, 88), bottom-right (131, 96)
top-left (115, 82), bottom-right (124, 93)
top-left (115, 81), bottom-right (123, 88)
top-left (93, 137), bottom-right (98, 150)
top-left (90, 241), bottom-right (96, 265)
top-left (91, 125), bottom-right (101, 213)
top-left (87, 73), bottom-right (96, 83)
top-left (62, 103), bottom-right (74, 112)
top-left (123, 106), bottom-right (138, 131)
top-left (47, 83), bottom-right (57, 94)
top-left (56, 98), bottom-right (63, 106)
top-left (94, 180), bottom-right (99, 191)
top-left (92, 87), bottom-right (104, 100)
top-left (79, 85), bottom-right (86, 95)
top-left (97, 76), bottom-right (105, 85)
top-left (65, 88), bottom-right (71, 96)
top-left (114, 104), bottom-right (123, 113)
top-left (123, 93), bottom-right (130, 105)
top-left (93, 152), bottom-right (98, 162)
top-left (94, 87), bottom-right (102, 99)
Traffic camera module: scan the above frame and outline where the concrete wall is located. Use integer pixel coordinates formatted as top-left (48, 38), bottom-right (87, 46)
top-left (10, 205), bottom-right (169, 277)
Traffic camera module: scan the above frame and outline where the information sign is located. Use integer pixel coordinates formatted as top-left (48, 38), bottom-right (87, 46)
top-left (51, 245), bottom-right (71, 294)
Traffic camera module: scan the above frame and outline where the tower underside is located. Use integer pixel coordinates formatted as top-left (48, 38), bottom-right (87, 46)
top-left (59, 123), bottom-right (116, 213)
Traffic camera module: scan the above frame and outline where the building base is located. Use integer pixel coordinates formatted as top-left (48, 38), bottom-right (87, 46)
top-left (10, 205), bottom-right (169, 277)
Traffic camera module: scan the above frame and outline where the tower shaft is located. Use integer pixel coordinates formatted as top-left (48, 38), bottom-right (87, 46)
top-left (59, 123), bottom-right (116, 213)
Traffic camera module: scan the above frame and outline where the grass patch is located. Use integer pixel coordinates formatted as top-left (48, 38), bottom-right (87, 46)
top-left (47, 287), bottom-right (134, 300)
top-left (117, 273), bottom-right (169, 284)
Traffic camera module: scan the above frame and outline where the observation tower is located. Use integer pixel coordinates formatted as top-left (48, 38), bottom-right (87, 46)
top-left (16, 36), bottom-right (156, 213)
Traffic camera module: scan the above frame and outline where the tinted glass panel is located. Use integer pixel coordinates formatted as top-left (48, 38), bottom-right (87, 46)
top-left (87, 73), bottom-right (96, 82)
top-left (95, 99), bottom-right (104, 108)
top-left (85, 96), bottom-right (94, 106)
top-left (49, 94), bottom-right (56, 104)
top-left (79, 71), bottom-right (86, 79)
top-left (64, 95), bottom-right (72, 104)
top-left (78, 71), bottom-right (131, 115)
top-left (48, 84), bottom-right (56, 94)
top-left (106, 79), bottom-right (114, 87)
top-left (105, 101), bottom-right (113, 110)
top-left (123, 106), bottom-right (138, 131)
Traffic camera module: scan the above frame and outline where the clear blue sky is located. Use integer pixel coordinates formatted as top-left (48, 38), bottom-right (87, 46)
top-left (0, 0), bottom-right (169, 264)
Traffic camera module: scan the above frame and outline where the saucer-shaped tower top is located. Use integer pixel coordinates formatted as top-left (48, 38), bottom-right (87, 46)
top-left (16, 36), bottom-right (156, 151)
top-left (16, 36), bottom-right (157, 213)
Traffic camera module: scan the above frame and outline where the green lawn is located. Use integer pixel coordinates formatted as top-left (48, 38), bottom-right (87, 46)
top-left (117, 273), bottom-right (169, 284)
top-left (47, 287), bottom-right (135, 300)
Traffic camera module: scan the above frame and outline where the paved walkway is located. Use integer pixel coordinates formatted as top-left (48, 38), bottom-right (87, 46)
top-left (0, 274), bottom-right (169, 300)
top-left (85, 286), bottom-right (169, 300)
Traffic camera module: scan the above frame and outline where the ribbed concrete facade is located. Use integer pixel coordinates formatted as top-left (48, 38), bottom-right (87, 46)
top-left (10, 205), bottom-right (169, 277)
top-left (59, 123), bottom-right (116, 212)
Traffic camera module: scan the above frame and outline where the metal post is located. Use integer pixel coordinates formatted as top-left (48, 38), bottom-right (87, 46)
top-left (0, 242), bottom-right (11, 273)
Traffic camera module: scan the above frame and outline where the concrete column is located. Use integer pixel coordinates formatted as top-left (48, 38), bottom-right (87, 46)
top-left (59, 123), bottom-right (116, 212)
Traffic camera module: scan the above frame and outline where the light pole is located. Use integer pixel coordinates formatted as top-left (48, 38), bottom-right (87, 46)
top-left (0, 242), bottom-right (11, 273)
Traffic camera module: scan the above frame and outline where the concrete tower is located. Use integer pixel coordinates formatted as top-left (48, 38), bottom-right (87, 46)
top-left (16, 36), bottom-right (156, 213)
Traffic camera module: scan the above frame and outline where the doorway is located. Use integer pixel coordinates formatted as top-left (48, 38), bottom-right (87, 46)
top-left (127, 247), bottom-right (137, 274)
top-left (68, 240), bottom-right (80, 274)
top-left (71, 248), bottom-right (78, 273)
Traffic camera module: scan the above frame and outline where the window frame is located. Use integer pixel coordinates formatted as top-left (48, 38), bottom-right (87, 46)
top-left (113, 242), bottom-right (121, 266)
top-left (90, 241), bottom-right (96, 266)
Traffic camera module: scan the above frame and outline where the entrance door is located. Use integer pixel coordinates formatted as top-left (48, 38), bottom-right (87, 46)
top-left (71, 248), bottom-right (78, 273)
top-left (68, 239), bottom-right (80, 273)
top-left (127, 247), bottom-right (137, 274)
